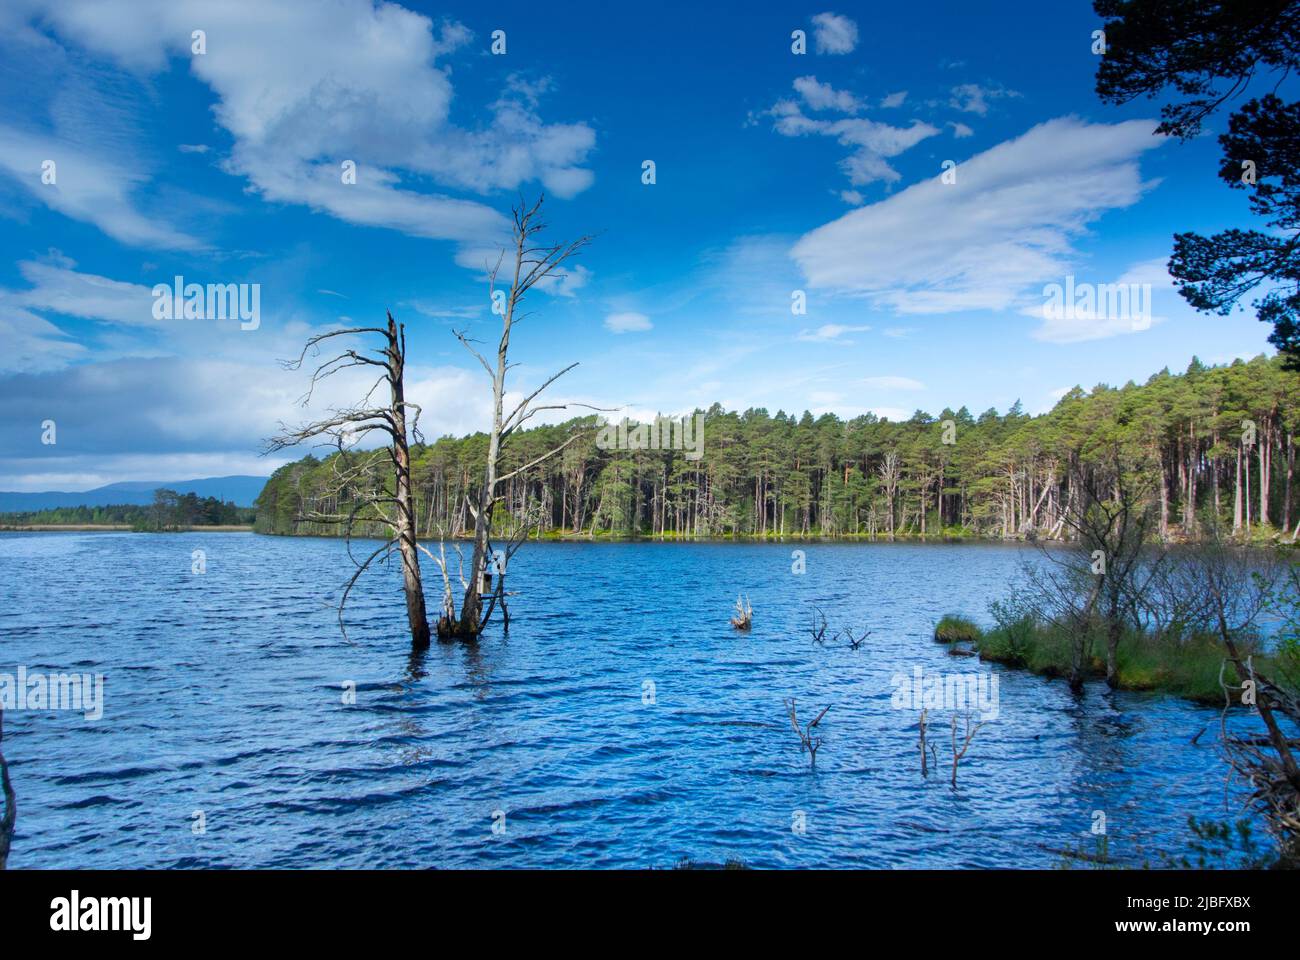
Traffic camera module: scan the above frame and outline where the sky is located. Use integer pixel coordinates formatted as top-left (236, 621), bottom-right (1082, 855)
top-left (0, 0), bottom-right (1283, 491)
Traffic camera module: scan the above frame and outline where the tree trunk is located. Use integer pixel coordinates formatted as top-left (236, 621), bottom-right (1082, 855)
top-left (1105, 613), bottom-right (1122, 689)
top-left (388, 314), bottom-right (431, 649)
top-left (1234, 443), bottom-right (1243, 532)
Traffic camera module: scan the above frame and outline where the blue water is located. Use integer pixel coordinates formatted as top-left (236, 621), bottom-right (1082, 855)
top-left (0, 532), bottom-right (1264, 868)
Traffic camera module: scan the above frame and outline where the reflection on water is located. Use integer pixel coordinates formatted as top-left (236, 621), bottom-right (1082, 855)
top-left (0, 531), bottom-right (1264, 868)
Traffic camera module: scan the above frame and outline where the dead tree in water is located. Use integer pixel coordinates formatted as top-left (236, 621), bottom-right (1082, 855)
top-left (841, 626), bottom-right (871, 651)
top-left (918, 708), bottom-right (930, 778)
top-left (806, 606), bottom-right (827, 644)
top-left (730, 595), bottom-right (753, 631)
top-left (0, 710), bottom-right (15, 869)
top-left (785, 698), bottom-right (829, 768)
top-left (436, 196), bottom-right (598, 641)
top-left (950, 711), bottom-right (984, 789)
top-left (267, 313), bottom-right (431, 649)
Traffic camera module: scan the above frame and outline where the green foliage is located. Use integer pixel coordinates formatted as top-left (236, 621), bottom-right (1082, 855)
top-left (1115, 630), bottom-right (1229, 702)
top-left (1266, 551), bottom-right (1300, 698)
top-left (1052, 834), bottom-right (1113, 870)
top-left (978, 603), bottom-right (1239, 702)
top-left (933, 614), bottom-right (981, 643)
top-left (979, 600), bottom-right (1047, 669)
top-left (1163, 817), bottom-right (1272, 870)
top-left (1056, 818), bottom-right (1275, 870)
top-left (1095, 0), bottom-right (1300, 367)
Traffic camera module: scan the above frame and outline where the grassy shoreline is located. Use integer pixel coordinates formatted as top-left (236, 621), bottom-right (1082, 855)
top-left (933, 612), bottom-right (1272, 705)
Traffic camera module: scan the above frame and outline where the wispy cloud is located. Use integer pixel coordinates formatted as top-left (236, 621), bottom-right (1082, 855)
top-left (949, 82), bottom-right (1021, 116)
top-left (13, 259), bottom-right (158, 327)
top-left (605, 311), bottom-right (652, 333)
top-left (0, 126), bottom-right (201, 249)
top-left (763, 77), bottom-right (940, 187)
top-left (791, 117), bottom-right (1165, 315)
top-left (798, 323), bottom-right (871, 342)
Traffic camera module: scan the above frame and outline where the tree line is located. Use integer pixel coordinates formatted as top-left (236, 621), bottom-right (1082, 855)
top-left (255, 353), bottom-right (1299, 544)
top-left (0, 489), bottom-right (254, 530)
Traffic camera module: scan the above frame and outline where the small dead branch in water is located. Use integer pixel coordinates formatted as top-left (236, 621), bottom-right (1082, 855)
top-left (919, 708), bottom-right (929, 778)
top-left (730, 594), bottom-right (753, 631)
top-left (807, 606), bottom-right (828, 645)
top-left (785, 698), bottom-right (830, 769)
top-left (842, 626), bottom-right (872, 651)
top-left (1190, 725), bottom-right (1207, 746)
top-left (950, 711), bottom-right (984, 790)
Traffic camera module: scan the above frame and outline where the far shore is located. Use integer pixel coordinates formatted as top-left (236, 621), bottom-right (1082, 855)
top-left (0, 524), bottom-right (256, 532)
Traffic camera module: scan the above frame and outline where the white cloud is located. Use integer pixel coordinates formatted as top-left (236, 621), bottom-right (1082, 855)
top-left (811, 12), bottom-right (858, 54)
top-left (790, 117), bottom-right (1165, 315)
top-left (881, 91), bottom-right (908, 109)
top-left (0, 257), bottom-right (166, 372)
top-left (793, 75), bottom-right (860, 112)
top-left (797, 323), bottom-right (870, 342)
top-left (0, 125), bottom-right (201, 249)
top-left (605, 311), bottom-right (652, 333)
top-left (949, 83), bottom-right (1020, 117)
top-left (0, 299), bottom-right (85, 372)
top-left (534, 263), bottom-right (591, 298)
top-left (0, 354), bottom-right (495, 488)
top-left (949, 121), bottom-right (974, 138)
top-left (862, 375), bottom-right (925, 391)
top-left (24, 1), bottom-right (595, 251)
top-left (14, 259), bottom-right (158, 327)
top-left (767, 82), bottom-right (941, 186)
top-left (839, 189), bottom-right (864, 205)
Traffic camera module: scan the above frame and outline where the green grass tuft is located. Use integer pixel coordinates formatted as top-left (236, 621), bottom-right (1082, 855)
top-left (934, 614), bottom-right (982, 643)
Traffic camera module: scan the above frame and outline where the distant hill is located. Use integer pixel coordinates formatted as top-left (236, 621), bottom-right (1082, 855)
top-left (0, 476), bottom-right (267, 512)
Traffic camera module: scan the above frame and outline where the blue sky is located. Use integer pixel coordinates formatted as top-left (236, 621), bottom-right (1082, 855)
top-left (0, 0), bottom-right (1281, 490)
